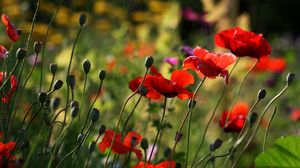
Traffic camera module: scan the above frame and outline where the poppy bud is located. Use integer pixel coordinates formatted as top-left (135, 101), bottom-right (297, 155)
top-left (34, 41), bottom-right (43, 54)
top-left (130, 137), bottom-right (138, 147)
top-left (257, 89), bottom-right (267, 100)
top-left (174, 131), bottom-right (183, 142)
top-left (77, 134), bottom-right (85, 144)
top-left (88, 141), bottom-right (96, 153)
top-left (79, 13), bottom-right (87, 26)
top-left (145, 56), bottom-right (154, 68)
top-left (99, 125), bottom-right (106, 135)
top-left (249, 112), bottom-right (258, 126)
top-left (38, 92), bottom-right (47, 103)
top-left (17, 29), bottom-right (22, 36)
top-left (50, 63), bottom-right (57, 74)
top-left (188, 100), bottom-right (196, 109)
top-left (16, 48), bottom-right (26, 60)
top-left (53, 80), bottom-right (63, 91)
top-left (67, 75), bottom-right (75, 89)
top-left (140, 138), bottom-right (148, 150)
top-left (98, 70), bottom-right (106, 80)
top-left (71, 107), bottom-right (79, 118)
top-left (164, 147), bottom-right (172, 158)
top-left (82, 59), bottom-right (91, 74)
top-left (286, 73), bottom-right (295, 86)
top-left (71, 100), bottom-right (79, 108)
top-left (90, 108), bottom-right (100, 122)
top-left (51, 97), bottom-right (60, 110)
top-left (209, 138), bottom-right (223, 151)
top-left (139, 85), bottom-right (147, 95)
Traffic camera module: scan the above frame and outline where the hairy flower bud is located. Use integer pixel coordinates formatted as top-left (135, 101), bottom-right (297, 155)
top-left (90, 108), bottom-right (100, 122)
top-left (71, 100), bottom-right (79, 108)
top-left (209, 138), bottom-right (223, 151)
top-left (145, 56), bottom-right (154, 68)
top-left (99, 125), bottom-right (106, 135)
top-left (140, 138), bottom-right (148, 150)
top-left (99, 70), bottom-right (106, 80)
top-left (257, 89), bottom-right (267, 100)
top-left (71, 107), bottom-right (79, 118)
top-left (34, 41), bottom-right (43, 54)
top-left (50, 63), bottom-right (57, 74)
top-left (175, 131), bottom-right (183, 142)
top-left (79, 13), bottom-right (87, 26)
top-left (38, 92), bottom-right (47, 103)
top-left (286, 72), bottom-right (295, 86)
top-left (53, 80), bottom-right (63, 91)
top-left (89, 141), bottom-right (96, 153)
top-left (82, 59), bottom-right (91, 74)
top-left (51, 97), bottom-right (60, 110)
top-left (67, 75), bottom-right (75, 89)
top-left (249, 112), bottom-right (258, 126)
top-left (16, 48), bottom-right (26, 60)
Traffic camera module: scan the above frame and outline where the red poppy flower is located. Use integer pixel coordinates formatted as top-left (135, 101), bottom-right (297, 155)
top-left (131, 161), bottom-right (176, 168)
top-left (98, 130), bottom-right (143, 160)
top-left (183, 46), bottom-right (236, 84)
top-left (290, 108), bottom-right (300, 122)
top-left (0, 141), bottom-right (16, 164)
top-left (254, 56), bottom-right (286, 73)
top-left (219, 102), bottom-right (249, 132)
top-left (129, 66), bottom-right (194, 100)
top-left (0, 72), bottom-right (18, 103)
top-left (0, 46), bottom-right (8, 59)
top-left (1, 14), bottom-right (20, 42)
top-left (215, 27), bottom-right (271, 59)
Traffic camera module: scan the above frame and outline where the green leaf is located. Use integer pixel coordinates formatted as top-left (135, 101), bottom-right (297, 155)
top-left (255, 136), bottom-right (300, 168)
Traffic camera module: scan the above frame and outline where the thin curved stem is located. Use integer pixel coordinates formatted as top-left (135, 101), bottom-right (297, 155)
top-left (55, 146), bottom-right (79, 168)
top-left (193, 151), bottom-right (212, 168)
top-left (0, 60), bottom-right (20, 91)
top-left (263, 107), bottom-right (276, 152)
top-left (79, 74), bottom-right (88, 120)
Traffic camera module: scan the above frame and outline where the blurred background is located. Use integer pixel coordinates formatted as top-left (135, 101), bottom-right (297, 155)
top-left (1, 0), bottom-right (299, 167)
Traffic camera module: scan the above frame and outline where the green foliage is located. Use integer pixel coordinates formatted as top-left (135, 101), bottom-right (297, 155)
top-left (255, 136), bottom-right (300, 168)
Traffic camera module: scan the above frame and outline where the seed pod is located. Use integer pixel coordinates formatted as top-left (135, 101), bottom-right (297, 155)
top-left (90, 108), bottom-right (100, 122)
top-left (16, 48), bottom-right (26, 60)
top-left (34, 41), bottom-right (43, 54)
top-left (53, 80), bottom-right (63, 90)
top-left (99, 70), bottom-right (106, 80)
top-left (38, 92), bottom-right (47, 103)
top-left (145, 56), bottom-right (154, 68)
top-left (140, 138), bottom-right (148, 150)
top-left (50, 63), bottom-right (57, 74)
top-left (71, 107), bottom-right (79, 118)
top-left (51, 97), bottom-right (60, 110)
top-left (79, 13), bottom-right (87, 26)
top-left (99, 125), bottom-right (106, 135)
top-left (174, 131), bottom-right (183, 142)
top-left (89, 141), bottom-right (96, 153)
top-left (130, 137), bottom-right (138, 147)
top-left (286, 73), bottom-right (295, 86)
top-left (209, 138), bottom-right (223, 151)
top-left (249, 112), bottom-right (258, 126)
top-left (67, 75), bottom-right (75, 89)
top-left (71, 100), bottom-right (79, 108)
top-left (82, 59), bottom-right (91, 74)
top-left (257, 89), bottom-right (267, 100)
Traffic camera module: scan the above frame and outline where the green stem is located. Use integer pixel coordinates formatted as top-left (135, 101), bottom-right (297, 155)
top-left (263, 107), bottom-right (276, 152)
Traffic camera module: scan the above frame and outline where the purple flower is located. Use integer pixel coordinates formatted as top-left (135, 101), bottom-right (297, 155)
top-left (180, 45), bottom-right (194, 57)
top-left (182, 7), bottom-right (201, 22)
top-left (164, 57), bottom-right (178, 66)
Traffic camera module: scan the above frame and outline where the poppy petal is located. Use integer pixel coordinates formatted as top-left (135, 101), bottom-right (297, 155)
top-left (171, 70), bottom-right (194, 88)
top-left (123, 131), bottom-right (142, 148)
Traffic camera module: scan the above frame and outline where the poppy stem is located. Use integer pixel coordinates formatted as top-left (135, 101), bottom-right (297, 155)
top-left (202, 151), bottom-right (231, 168)
top-left (193, 151), bottom-right (212, 168)
top-left (230, 83), bottom-right (289, 168)
top-left (263, 107), bottom-right (276, 152)
top-left (167, 77), bottom-right (206, 167)
top-left (55, 146), bottom-right (79, 168)
top-left (105, 67), bottom-right (149, 167)
top-left (79, 73), bottom-right (88, 121)
top-left (148, 97), bottom-right (168, 162)
top-left (39, 0), bottom-right (65, 92)
top-left (0, 60), bottom-right (20, 91)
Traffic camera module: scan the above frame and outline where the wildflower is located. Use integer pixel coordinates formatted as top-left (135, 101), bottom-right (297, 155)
top-left (254, 56), bottom-right (286, 73)
top-left (183, 46), bottom-right (236, 84)
top-left (1, 14), bottom-right (20, 42)
top-left (290, 108), bottom-right (300, 122)
top-left (131, 161), bottom-right (176, 168)
top-left (219, 102), bottom-right (249, 132)
top-left (0, 141), bottom-right (16, 165)
top-left (129, 66), bottom-right (194, 100)
top-left (98, 130), bottom-right (143, 160)
top-left (164, 57), bottom-right (178, 66)
top-left (0, 72), bottom-right (18, 103)
top-left (180, 45), bottom-right (194, 57)
top-left (215, 27), bottom-right (271, 59)
top-left (0, 46), bottom-right (8, 59)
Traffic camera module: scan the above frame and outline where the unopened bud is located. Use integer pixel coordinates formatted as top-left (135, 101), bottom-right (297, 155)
top-left (38, 92), bottom-right (47, 103)
top-left (53, 80), bottom-right (63, 90)
top-left (257, 89), bottom-right (267, 100)
top-left (145, 56), bottom-right (154, 68)
top-left (99, 125), bottom-right (106, 135)
top-left (71, 100), bottom-right (79, 108)
top-left (50, 63), bottom-right (57, 74)
top-left (140, 138), bottom-right (148, 150)
top-left (209, 138), bottom-right (223, 151)
top-left (286, 73), bottom-right (295, 86)
top-left (130, 137), bottom-right (138, 147)
top-left (89, 141), bottom-right (96, 153)
top-left (188, 100), bottom-right (196, 109)
top-left (16, 48), bottom-right (26, 60)
top-left (249, 112), bottom-right (258, 126)
top-left (67, 75), bottom-right (75, 89)
top-left (51, 97), bottom-right (60, 110)
top-left (77, 134), bottom-right (85, 144)
top-left (34, 41), bottom-right (43, 54)
top-left (82, 59), bottom-right (91, 74)
top-left (79, 13), bottom-right (87, 26)
top-left (139, 85), bottom-right (147, 95)
top-left (99, 70), bottom-right (106, 80)
top-left (90, 108), bottom-right (100, 122)
top-left (175, 131), bottom-right (183, 142)
top-left (71, 107), bottom-right (79, 118)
